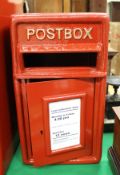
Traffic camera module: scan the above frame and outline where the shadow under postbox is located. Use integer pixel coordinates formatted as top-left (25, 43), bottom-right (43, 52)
top-left (11, 13), bottom-right (109, 167)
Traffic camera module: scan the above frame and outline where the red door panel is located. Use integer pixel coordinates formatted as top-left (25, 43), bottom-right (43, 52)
top-left (26, 78), bottom-right (94, 166)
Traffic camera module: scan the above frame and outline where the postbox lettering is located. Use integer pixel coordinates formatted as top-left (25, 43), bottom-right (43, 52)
top-left (64, 29), bottom-right (72, 39)
top-left (27, 27), bottom-right (93, 41)
top-left (73, 28), bottom-right (82, 39)
top-left (27, 29), bottom-right (35, 40)
top-left (36, 29), bottom-right (46, 40)
top-left (47, 28), bottom-right (55, 40)
top-left (56, 28), bottom-right (63, 40)
top-left (83, 27), bottom-right (93, 39)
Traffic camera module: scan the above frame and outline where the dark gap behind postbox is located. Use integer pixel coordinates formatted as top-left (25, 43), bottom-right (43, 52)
top-left (23, 52), bottom-right (97, 68)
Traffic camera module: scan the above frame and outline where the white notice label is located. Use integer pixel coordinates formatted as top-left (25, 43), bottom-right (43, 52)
top-left (49, 98), bottom-right (81, 151)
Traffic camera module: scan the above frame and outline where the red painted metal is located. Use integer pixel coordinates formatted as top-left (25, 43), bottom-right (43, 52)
top-left (26, 79), bottom-right (94, 166)
top-left (11, 13), bottom-right (109, 166)
top-left (0, 1), bottom-right (23, 175)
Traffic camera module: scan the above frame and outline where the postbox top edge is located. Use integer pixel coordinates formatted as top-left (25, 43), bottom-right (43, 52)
top-left (11, 13), bottom-right (109, 24)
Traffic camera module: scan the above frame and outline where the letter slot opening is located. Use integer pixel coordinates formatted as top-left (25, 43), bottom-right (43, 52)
top-left (23, 52), bottom-right (97, 68)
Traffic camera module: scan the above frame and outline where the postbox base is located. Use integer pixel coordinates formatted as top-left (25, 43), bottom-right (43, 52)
top-left (24, 155), bottom-right (100, 166)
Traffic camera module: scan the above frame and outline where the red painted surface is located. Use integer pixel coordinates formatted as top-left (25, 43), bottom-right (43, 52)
top-left (11, 13), bottom-right (109, 166)
top-left (0, 1), bottom-right (23, 175)
top-left (26, 79), bottom-right (94, 166)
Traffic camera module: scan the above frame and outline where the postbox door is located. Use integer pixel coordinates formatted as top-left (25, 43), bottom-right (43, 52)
top-left (26, 78), bottom-right (94, 166)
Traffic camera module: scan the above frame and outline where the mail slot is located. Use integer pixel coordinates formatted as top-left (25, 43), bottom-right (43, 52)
top-left (11, 13), bottom-right (109, 167)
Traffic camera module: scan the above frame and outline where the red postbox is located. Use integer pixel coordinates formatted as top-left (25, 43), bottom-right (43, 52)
top-left (11, 13), bottom-right (109, 167)
top-left (0, 1), bottom-right (23, 174)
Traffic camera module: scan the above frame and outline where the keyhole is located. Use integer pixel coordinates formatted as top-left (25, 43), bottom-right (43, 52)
top-left (40, 130), bottom-right (43, 135)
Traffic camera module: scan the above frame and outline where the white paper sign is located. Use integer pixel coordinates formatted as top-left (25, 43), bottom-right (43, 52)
top-left (49, 98), bottom-right (81, 151)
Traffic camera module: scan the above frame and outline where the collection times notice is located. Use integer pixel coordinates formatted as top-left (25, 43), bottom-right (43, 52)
top-left (49, 98), bottom-right (81, 151)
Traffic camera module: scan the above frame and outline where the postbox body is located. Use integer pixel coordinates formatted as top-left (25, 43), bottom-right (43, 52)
top-left (11, 13), bottom-right (109, 167)
top-left (0, 1), bottom-right (23, 174)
